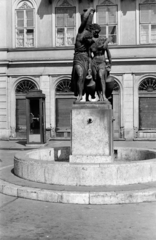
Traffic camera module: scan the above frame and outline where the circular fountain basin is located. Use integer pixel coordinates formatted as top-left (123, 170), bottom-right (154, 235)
top-left (14, 147), bottom-right (156, 186)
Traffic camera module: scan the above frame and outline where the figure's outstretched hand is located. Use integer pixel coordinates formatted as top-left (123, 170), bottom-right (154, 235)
top-left (88, 7), bottom-right (95, 13)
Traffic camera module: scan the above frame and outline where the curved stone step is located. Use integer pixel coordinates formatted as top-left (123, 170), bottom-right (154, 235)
top-left (0, 166), bottom-right (156, 205)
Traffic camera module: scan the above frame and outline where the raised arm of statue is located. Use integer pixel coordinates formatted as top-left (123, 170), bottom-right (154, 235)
top-left (78, 7), bottom-right (95, 34)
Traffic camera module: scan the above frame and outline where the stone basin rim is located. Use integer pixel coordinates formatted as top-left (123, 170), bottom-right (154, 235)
top-left (14, 147), bottom-right (156, 186)
top-left (14, 147), bottom-right (156, 164)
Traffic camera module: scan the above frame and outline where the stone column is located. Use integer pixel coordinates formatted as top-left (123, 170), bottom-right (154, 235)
top-left (123, 74), bottom-right (134, 140)
top-left (40, 75), bottom-right (50, 128)
top-left (70, 102), bottom-right (114, 163)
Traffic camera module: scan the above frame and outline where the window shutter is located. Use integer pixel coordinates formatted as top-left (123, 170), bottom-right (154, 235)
top-left (139, 97), bottom-right (156, 129)
top-left (16, 99), bottom-right (26, 131)
top-left (97, 6), bottom-right (107, 24)
top-left (140, 4), bottom-right (150, 23)
top-left (56, 98), bottom-right (74, 129)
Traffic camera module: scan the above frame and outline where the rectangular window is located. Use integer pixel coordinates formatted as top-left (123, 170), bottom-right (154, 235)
top-left (56, 7), bottom-right (76, 46)
top-left (96, 5), bottom-right (117, 44)
top-left (140, 4), bottom-right (156, 44)
top-left (16, 8), bottom-right (35, 47)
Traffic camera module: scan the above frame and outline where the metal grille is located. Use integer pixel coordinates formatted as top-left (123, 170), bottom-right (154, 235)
top-left (56, 79), bottom-right (71, 92)
top-left (139, 78), bottom-right (156, 92)
top-left (15, 80), bottom-right (37, 94)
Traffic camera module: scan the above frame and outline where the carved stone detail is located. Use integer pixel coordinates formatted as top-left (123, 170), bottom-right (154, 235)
top-left (56, 0), bottom-right (74, 7)
top-left (98, 0), bottom-right (116, 5)
top-left (19, 2), bottom-right (32, 9)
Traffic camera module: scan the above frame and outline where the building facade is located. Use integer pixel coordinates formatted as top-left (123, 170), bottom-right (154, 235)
top-left (0, 0), bottom-right (156, 140)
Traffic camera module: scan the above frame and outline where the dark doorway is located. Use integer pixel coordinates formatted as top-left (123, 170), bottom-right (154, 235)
top-left (29, 99), bottom-right (40, 134)
top-left (15, 80), bottom-right (37, 138)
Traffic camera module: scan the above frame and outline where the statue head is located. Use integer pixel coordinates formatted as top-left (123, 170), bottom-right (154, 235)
top-left (86, 23), bottom-right (101, 38)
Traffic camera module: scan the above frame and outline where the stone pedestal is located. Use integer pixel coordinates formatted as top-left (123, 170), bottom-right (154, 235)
top-left (70, 102), bottom-right (114, 163)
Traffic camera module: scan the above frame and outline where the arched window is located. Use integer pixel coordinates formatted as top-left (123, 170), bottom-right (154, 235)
top-left (56, 79), bottom-right (71, 92)
top-left (15, 1), bottom-right (35, 47)
top-left (55, 79), bottom-right (75, 137)
top-left (55, 0), bottom-right (76, 46)
top-left (15, 79), bottom-right (37, 137)
top-left (139, 77), bottom-right (156, 129)
top-left (96, 0), bottom-right (118, 44)
top-left (15, 79), bottom-right (37, 94)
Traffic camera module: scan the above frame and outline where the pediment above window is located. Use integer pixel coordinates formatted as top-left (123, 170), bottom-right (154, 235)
top-left (18, 1), bottom-right (33, 9)
top-left (98, 0), bottom-right (117, 5)
top-left (55, 0), bottom-right (74, 7)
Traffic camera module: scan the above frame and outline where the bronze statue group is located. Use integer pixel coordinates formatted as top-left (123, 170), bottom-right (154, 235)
top-left (71, 7), bottom-right (114, 103)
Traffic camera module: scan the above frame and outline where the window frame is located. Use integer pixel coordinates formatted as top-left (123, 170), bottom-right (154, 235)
top-left (55, 6), bottom-right (76, 47)
top-left (139, 3), bottom-right (156, 44)
top-left (96, 4), bottom-right (118, 45)
top-left (138, 78), bottom-right (156, 130)
top-left (52, 0), bottom-right (78, 47)
top-left (14, 1), bottom-right (36, 48)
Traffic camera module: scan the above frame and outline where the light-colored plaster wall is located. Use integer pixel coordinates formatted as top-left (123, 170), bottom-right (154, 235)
top-left (0, 0), bottom-right (7, 48)
top-left (37, 0), bottom-right (52, 47)
top-left (7, 0), bottom-right (13, 48)
top-left (120, 0), bottom-right (136, 45)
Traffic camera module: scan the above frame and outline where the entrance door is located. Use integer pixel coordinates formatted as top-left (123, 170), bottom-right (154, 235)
top-left (15, 80), bottom-right (37, 138)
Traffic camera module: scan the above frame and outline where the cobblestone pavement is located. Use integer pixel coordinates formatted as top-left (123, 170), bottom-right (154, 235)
top-left (0, 193), bottom-right (156, 240)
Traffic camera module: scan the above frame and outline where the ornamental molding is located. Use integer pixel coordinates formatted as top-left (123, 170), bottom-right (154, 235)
top-left (19, 2), bottom-right (32, 9)
top-left (14, 0), bottom-right (36, 9)
top-left (56, 0), bottom-right (74, 7)
top-left (98, 0), bottom-right (117, 5)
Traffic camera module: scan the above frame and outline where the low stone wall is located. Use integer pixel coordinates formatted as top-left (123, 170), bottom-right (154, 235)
top-left (14, 147), bottom-right (156, 186)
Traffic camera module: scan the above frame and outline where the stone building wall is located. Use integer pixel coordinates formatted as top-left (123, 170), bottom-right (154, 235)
top-left (0, 0), bottom-right (156, 140)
